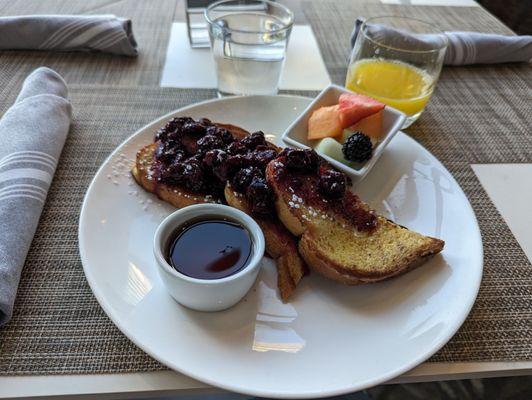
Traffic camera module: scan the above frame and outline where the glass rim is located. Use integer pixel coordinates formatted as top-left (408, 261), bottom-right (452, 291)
top-left (361, 16), bottom-right (449, 54)
top-left (204, 0), bottom-right (294, 35)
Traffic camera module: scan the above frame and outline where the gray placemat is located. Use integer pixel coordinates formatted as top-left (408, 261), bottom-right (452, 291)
top-left (0, 0), bottom-right (178, 87)
top-left (303, 1), bottom-right (515, 84)
top-left (0, 87), bottom-right (217, 374)
top-left (0, 74), bottom-right (531, 375)
top-left (302, 0), bottom-right (532, 363)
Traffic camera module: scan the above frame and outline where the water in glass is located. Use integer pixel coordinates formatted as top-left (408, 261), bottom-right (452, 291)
top-left (210, 12), bottom-right (290, 96)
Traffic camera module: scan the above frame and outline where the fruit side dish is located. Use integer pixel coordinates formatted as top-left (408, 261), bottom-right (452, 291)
top-left (308, 92), bottom-right (385, 168)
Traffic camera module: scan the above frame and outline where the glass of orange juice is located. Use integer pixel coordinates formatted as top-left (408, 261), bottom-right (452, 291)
top-left (346, 16), bottom-right (448, 127)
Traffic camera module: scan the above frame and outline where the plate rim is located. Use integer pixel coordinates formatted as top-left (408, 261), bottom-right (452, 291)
top-left (79, 94), bottom-right (483, 398)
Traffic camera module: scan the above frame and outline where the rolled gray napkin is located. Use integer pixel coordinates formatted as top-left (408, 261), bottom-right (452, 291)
top-left (350, 18), bottom-right (532, 66)
top-left (0, 67), bottom-right (71, 327)
top-left (0, 15), bottom-right (137, 56)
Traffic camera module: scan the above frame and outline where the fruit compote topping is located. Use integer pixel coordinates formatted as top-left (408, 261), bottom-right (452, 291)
top-left (153, 117), bottom-right (275, 217)
top-left (271, 149), bottom-right (377, 232)
top-left (318, 169), bottom-right (346, 199)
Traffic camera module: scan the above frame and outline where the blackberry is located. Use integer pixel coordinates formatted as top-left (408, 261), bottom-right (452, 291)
top-left (158, 159), bottom-right (184, 185)
top-left (154, 128), bottom-right (167, 142)
top-left (342, 132), bottom-right (373, 162)
top-left (166, 129), bottom-right (183, 144)
top-left (203, 149), bottom-right (227, 168)
top-left (225, 154), bottom-right (251, 179)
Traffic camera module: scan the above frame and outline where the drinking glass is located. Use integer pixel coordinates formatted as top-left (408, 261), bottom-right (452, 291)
top-left (186, 0), bottom-right (217, 48)
top-left (205, 0), bottom-right (294, 96)
top-left (346, 16), bottom-right (448, 127)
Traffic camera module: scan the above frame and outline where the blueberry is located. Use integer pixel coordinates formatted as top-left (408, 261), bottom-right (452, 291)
top-left (318, 169), bottom-right (346, 199)
top-left (203, 149), bottom-right (230, 182)
top-left (282, 149), bottom-right (319, 173)
top-left (206, 126), bottom-right (234, 145)
top-left (241, 131), bottom-right (267, 149)
top-left (226, 141), bottom-right (247, 155)
top-left (154, 141), bottom-right (185, 165)
top-left (246, 176), bottom-right (273, 216)
top-left (246, 147), bottom-right (278, 168)
top-left (197, 134), bottom-right (224, 153)
top-left (231, 166), bottom-right (263, 192)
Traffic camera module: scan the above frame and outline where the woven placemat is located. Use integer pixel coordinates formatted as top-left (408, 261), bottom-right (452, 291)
top-left (0, 73), bottom-right (531, 374)
top-left (302, 0), bottom-right (532, 362)
top-left (0, 87), bottom-right (218, 374)
top-left (0, 0), bottom-right (178, 87)
top-left (303, 1), bottom-right (514, 85)
top-left (0, 0), bottom-right (531, 376)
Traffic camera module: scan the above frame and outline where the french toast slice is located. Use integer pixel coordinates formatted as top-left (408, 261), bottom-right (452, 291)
top-left (224, 184), bottom-right (306, 301)
top-left (266, 153), bottom-right (444, 284)
top-left (132, 143), bottom-right (220, 207)
top-left (132, 120), bottom-right (306, 301)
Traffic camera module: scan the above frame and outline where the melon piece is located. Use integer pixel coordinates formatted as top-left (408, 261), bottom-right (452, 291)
top-left (308, 105), bottom-right (343, 140)
top-left (341, 111), bottom-right (383, 143)
top-left (337, 93), bottom-right (385, 128)
top-left (315, 137), bottom-right (346, 164)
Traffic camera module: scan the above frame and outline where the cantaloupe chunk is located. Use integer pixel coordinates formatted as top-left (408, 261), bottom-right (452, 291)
top-left (344, 111), bottom-right (383, 142)
top-left (308, 105), bottom-right (343, 140)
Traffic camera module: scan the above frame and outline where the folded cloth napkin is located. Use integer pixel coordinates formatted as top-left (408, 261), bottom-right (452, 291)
top-left (0, 15), bottom-right (137, 56)
top-left (0, 67), bottom-right (71, 327)
top-left (350, 18), bottom-right (532, 65)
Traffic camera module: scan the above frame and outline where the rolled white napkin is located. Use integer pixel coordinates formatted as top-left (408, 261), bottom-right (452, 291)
top-left (0, 67), bottom-right (71, 326)
top-left (350, 18), bottom-right (532, 65)
top-left (0, 15), bottom-right (137, 56)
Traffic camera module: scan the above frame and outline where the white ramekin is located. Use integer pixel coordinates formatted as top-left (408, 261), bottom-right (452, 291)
top-left (153, 204), bottom-right (265, 312)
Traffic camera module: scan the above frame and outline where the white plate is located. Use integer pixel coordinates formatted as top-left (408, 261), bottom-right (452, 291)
top-left (79, 95), bottom-right (482, 398)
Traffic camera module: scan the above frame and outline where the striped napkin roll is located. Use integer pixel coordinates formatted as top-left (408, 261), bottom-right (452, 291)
top-left (350, 18), bottom-right (532, 66)
top-left (0, 67), bottom-right (71, 326)
top-left (0, 15), bottom-right (137, 56)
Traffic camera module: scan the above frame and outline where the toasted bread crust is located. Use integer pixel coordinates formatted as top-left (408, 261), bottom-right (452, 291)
top-left (273, 191), bottom-right (307, 236)
top-left (131, 143), bottom-right (218, 207)
top-left (298, 234), bottom-right (364, 284)
top-left (298, 226), bottom-right (443, 284)
top-left (224, 186), bottom-right (306, 302)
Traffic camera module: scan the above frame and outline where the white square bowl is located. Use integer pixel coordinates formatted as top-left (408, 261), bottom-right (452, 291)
top-left (281, 84), bottom-right (406, 183)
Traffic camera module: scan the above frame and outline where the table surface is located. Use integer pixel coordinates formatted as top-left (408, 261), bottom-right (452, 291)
top-left (0, 0), bottom-right (531, 398)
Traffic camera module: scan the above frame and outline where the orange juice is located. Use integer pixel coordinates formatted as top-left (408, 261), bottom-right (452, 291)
top-left (346, 59), bottom-right (434, 117)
